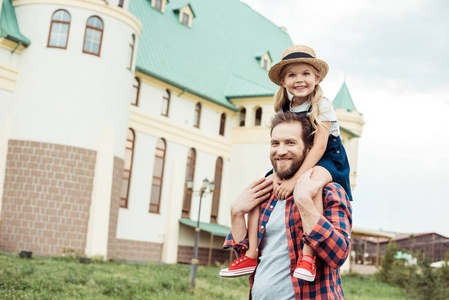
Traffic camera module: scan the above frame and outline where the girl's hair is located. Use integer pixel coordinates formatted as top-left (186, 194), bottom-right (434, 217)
top-left (273, 63), bottom-right (324, 132)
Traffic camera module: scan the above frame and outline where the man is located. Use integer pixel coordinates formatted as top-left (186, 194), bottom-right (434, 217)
top-left (223, 112), bottom-right (352, 299)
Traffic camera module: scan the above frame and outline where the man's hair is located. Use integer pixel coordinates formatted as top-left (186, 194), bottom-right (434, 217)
top-left (270, 112), bottom-right (314, 147)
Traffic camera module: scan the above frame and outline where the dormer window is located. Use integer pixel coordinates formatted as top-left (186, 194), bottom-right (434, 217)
top-left (152, 0), bottom-right (168, 12)
top-left (174, 4), bottom-right (195, 27)
top-left (256, 52), bottom-right (272, 71)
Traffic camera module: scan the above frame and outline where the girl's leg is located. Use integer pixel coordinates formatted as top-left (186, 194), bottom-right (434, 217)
top-left (294, 166), bottom-right (331, 281)
top-left (219, 205), bottom-right (259, 277)
top-left (246, 205), bottom-right (260, 259)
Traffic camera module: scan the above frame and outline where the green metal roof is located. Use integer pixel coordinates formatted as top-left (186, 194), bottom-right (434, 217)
top-left (0, 0), bottom-right (31, 46)
top-left (130, 0), bottom-right (292, 111)
top-left (179, 218), bottom-right (230, 237)
top-left (224, 73), bottom-right (274, 98)
top-left (332, 82), bottom-right (357, 112)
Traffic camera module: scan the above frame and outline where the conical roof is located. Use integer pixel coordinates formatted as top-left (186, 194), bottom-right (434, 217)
top-left (0, 0), bottom-right (31, 45)
top-left (333, 82), bottom-right (357, 112)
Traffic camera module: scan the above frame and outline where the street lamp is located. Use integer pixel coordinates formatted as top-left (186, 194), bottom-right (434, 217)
top-left (188, 177), bottom-right (215, 288)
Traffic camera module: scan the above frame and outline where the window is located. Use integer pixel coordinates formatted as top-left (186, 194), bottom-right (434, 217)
top-left (219, 113), bottom-right (226, 136)
top-left (154, 0), bottom-right (163, 11)
top-left (161, 89), bottom-right (170, 117)
top-left (182, 148), bottom-right (196, 218)
top-left (193, 102), bottom-right (201, 128)
top-left (47, 10), bottom-right (71, 49)
top-left (255, 107), bottom-right (262, 126)
top-left (150, 139), bottom-right (166, 213)
top-left (131, 77), bottom-right (140, 106)
top-left (181, 12), bottom-right (190, 26)
top-left (210, 157), bottom-right (223, 223)
top-left (239, 108), bottom-right (246, 127)
top-left (118, 0), bottom-right (124, 7)
top-left (120, 128), bottom-right (135, 208)
top-left (128, 34), bottom-right (135, 70)
top-left (83, 16), bottom-right (104, 56)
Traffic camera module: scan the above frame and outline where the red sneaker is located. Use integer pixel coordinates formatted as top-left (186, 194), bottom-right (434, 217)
top-left (219, 256), bottom-right (257, 277)
top-left (293, 255), bottom-right (316, 281)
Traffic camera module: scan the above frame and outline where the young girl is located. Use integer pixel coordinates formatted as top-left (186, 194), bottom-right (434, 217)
top-left (219, 45), bottom-right (352, 281)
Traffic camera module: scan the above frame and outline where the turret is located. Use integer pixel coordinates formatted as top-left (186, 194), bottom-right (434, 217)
top-left (333, 82), bottom-right (365, 189)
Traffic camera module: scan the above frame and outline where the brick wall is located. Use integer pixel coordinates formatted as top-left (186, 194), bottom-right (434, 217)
top-left (0, 140), bottom-right (96, 256)
top-left (106, 156), bottom-right (124, 260)
top-left (114, 238), bottom-right (163, 262)
top-left (177, 245), bottom-right (235, 265)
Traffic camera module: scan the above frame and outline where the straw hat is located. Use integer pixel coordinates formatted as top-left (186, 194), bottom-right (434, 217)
top-left (268, 45), bottom-right (329, 86)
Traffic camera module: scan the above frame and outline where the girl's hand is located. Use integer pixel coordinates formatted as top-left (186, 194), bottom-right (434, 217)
top-left (275, 177), bottom-right (296, 200)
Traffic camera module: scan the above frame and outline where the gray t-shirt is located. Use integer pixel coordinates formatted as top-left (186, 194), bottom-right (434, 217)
top-left (251, 200), bottom-right (295, 300)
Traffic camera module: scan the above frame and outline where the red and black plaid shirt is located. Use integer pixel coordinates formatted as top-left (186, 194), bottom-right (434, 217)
top-left (223, 183), bottom-right (352, 300)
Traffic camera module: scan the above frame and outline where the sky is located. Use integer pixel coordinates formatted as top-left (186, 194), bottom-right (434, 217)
top-left (240, 0), bottom-right (449, 237)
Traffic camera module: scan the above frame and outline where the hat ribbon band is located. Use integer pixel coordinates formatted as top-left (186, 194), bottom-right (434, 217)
top-left (282, 52), bottom-right (315, 60)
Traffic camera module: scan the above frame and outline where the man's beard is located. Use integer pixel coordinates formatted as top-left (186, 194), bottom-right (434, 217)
top-left (271, 151), bottom-right (306, 180)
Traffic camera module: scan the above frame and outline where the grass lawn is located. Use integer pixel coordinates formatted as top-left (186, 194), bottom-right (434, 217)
top-left (0, 252), bottom-right (408, 299)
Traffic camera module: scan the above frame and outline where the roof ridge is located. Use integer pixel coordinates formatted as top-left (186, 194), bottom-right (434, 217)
top-left (238, 0), bottom-right (289, 36)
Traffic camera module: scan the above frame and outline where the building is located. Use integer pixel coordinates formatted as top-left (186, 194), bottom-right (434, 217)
top-left (0, 0), bottom-right (364, 265)
top-left (353, 232), bottom-right (449, 265)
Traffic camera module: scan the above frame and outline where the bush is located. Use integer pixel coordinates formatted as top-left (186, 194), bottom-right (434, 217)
top-left (376, 242), bottom-right (413, 288)
top-left (436, 251), bottom-right (449, 290)
top-left (377, 243), bottom-right (449, 299)
top-left (407, 256), bottom-right (448, 300)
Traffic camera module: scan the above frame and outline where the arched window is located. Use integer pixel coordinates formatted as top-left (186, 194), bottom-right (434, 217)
top-left (120, 128), bottom-right (135, 208)
top-left (128, 34), bottom-right (135, 70)
top-left (193, 103), bottom-right (201, 128)
top-left (150, 139), bottom-right (166, 213)
top-left (255, 107), bottom-right (262, 126)
top-left (161, 89), bottom-right (170, 117)
top-left (219, 113), bottom-right (226, 136)
top-left (83, 16), bottom-right (104, 56)
top-left (239, 108), bottom-right (246, 127)
top-left (131, 77), bottom-right (140, 106)
top-left (182, 148), bottom-right (196, 218)
top-left (210, 157), bottom-right (223, 223)
top-left (47, 10), bottom-right (71, 49)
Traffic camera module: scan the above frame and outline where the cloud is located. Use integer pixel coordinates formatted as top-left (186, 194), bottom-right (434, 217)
top-left (242, 0), bottom-right (449, 92)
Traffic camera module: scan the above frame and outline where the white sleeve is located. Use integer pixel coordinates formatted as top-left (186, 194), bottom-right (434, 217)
top-left (317, 98), bottom-right (338, 122)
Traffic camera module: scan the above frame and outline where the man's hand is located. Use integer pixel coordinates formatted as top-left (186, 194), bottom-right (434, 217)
top-left (293, 168), bottom-right (326, 234)
top-left (293, 168), bottom-right (326, 203)
top-left (231, 177), bottom-right (273, 218)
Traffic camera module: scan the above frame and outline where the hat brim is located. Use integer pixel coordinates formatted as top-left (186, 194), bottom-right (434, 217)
top-left (268, 58), bottom-right (329, 86)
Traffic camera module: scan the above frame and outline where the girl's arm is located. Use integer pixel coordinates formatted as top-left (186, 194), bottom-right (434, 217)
top-left (275, 121), bottom-right (330, 200)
